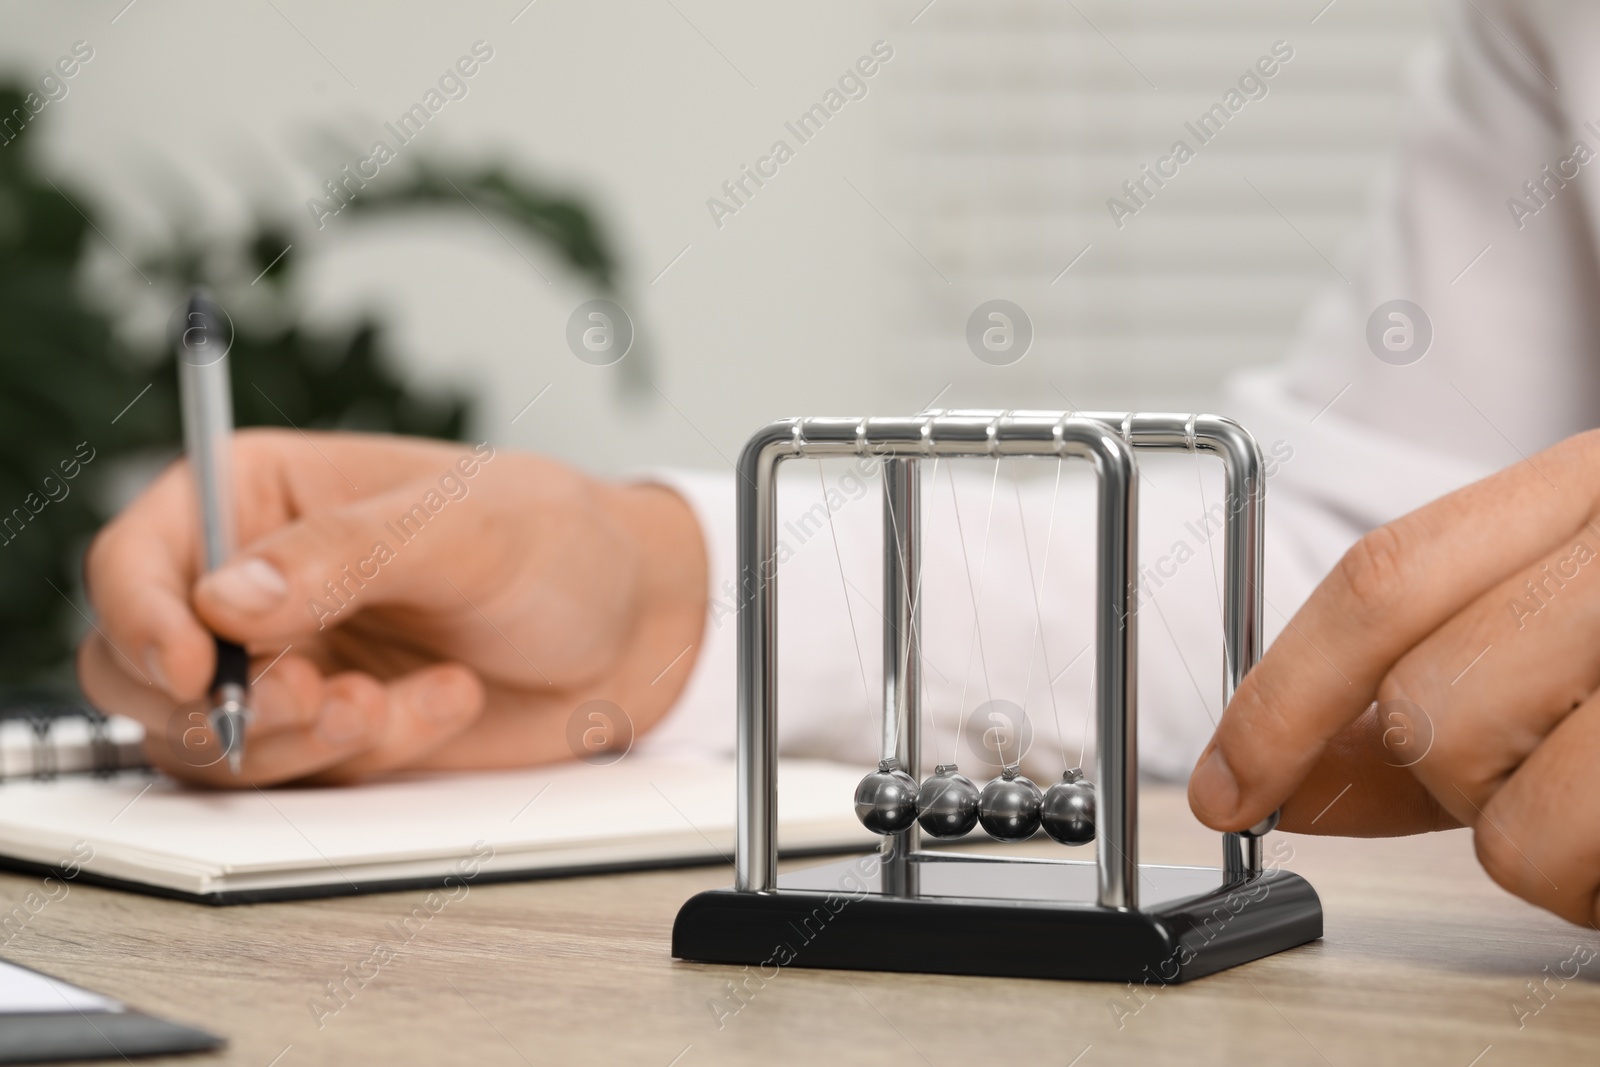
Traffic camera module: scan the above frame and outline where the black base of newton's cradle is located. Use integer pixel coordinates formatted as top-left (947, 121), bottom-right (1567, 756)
top-left (673, 852), bottom-right (1322, 984)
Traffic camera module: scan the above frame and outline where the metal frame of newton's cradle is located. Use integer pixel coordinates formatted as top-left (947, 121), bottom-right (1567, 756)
top-left (672, 411), bottom-right (1323, 983)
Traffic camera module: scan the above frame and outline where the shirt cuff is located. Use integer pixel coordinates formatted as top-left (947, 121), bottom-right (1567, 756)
top-left (626, 468), bottom-right (739, 759)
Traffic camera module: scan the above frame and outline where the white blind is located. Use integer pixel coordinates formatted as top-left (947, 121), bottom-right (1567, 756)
top-left (871, 0), bottom-right (1434, 410)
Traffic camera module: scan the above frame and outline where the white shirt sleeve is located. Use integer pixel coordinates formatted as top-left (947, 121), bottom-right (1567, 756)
top-left (640, 0), bottom-right (1600, 780)
top-left (1251, 0), bottom-right (1600, 494)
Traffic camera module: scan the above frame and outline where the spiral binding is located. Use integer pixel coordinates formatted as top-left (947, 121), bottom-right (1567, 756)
top-left (0, 704), bottom-right (146, 782)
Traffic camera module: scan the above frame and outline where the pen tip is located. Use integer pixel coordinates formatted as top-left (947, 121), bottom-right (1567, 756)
top-left (210, 699), bottom-right (248, 776)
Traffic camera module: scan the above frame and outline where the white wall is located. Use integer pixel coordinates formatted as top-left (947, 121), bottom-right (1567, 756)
top-left (2, 0), bottom-right (1430, 474)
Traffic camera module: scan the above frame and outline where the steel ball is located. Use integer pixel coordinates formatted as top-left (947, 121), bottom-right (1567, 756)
top-left (915, 764), bottom-right (980, 839)
top-left (977, 768), bottom-right (1042, 840)
top-left (853, 761), bottom-right (919, 835)
top-left (1040, 770), bottom-right (1096, 846)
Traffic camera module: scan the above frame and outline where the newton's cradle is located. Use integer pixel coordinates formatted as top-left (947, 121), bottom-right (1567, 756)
top-left (673, 411), bottom-right (1322, 982)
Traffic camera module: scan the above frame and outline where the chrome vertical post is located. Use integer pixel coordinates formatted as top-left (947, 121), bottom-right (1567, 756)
top-left (1194, 417), bottom-right (1268, 879)
top-left (733, 423), bottom-right (796, 893)
top-left (881, 456), bottom-right (922, 887)
top-left (1072, 421), bottom-right (1140, 910)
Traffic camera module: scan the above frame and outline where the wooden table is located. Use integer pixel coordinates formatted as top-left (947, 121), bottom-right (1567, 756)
top-left (3, 786), bottom-right (1596, 1066)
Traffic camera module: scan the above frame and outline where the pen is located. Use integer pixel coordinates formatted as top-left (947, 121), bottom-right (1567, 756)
top-left (176, 289), bottom-right (251, 774)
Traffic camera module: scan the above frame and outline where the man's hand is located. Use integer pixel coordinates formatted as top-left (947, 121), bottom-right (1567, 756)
top-left (79, 429), bottom-right (707, 787)
top-left (1189, 429), bottom-right (1600, 927)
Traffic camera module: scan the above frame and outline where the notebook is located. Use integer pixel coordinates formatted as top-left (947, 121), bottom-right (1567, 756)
top-left (0, 757), bottom-right (876, 904)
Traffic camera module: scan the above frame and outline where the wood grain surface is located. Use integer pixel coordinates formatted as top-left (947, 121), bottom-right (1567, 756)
top-left (2, 785), bottom-right (1595, 1066)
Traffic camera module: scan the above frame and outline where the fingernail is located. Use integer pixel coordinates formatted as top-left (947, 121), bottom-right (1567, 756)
top-left (142, 646), bottom-right (172, 696)
top-left (316, 698), bottom-right (368, 745)
top-left (1191, 746), bottom-right (1240, 820)
top-left (202, 559), bottom-right (288, 615)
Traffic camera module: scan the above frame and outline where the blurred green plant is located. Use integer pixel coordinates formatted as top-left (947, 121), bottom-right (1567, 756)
top-left (0, 83), bottom-right (622, 693)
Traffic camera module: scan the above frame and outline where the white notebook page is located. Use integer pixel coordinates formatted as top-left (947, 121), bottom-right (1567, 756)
top-left (0, 758), bottom-right (874, 897)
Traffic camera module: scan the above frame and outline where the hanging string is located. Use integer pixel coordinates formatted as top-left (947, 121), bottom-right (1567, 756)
top-left (946, 458), bottom-right (1001, 765)
top-left (909, 456), bottom-right (940, 764)
top-left (817, 460), bottom-right (876, 730)
top-left (1010, 461), bottom-right (1067, 773)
